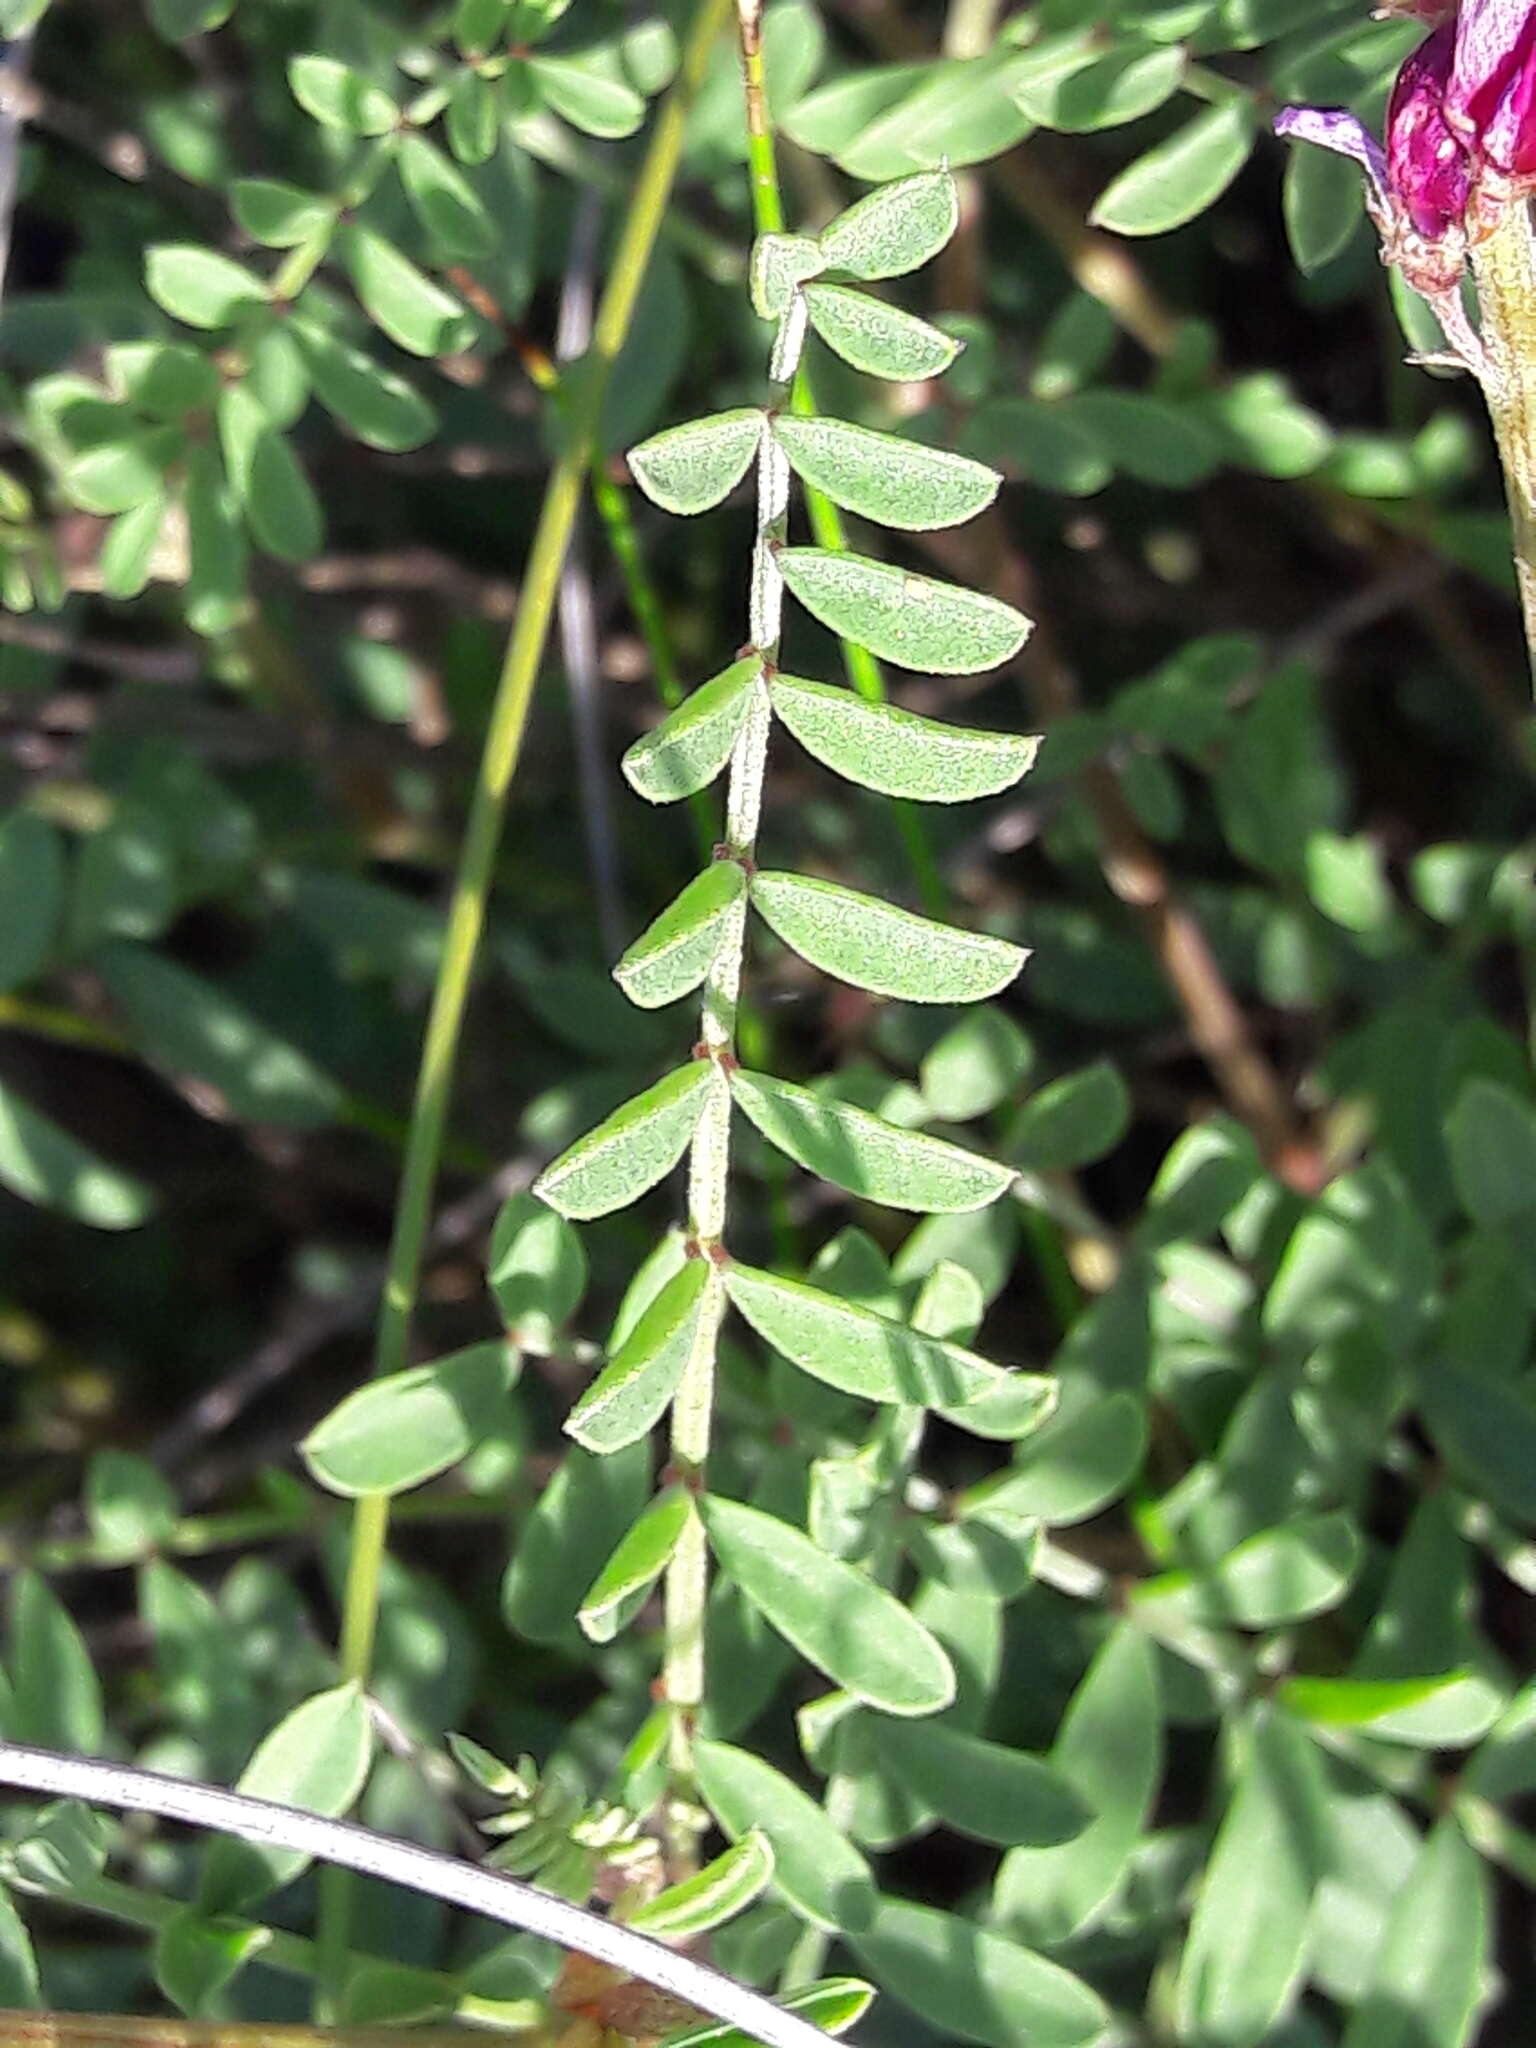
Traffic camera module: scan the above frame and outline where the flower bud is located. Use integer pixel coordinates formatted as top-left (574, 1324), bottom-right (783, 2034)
top-left (1386, 22), bottom-right (1471, 237)
top-left (1447, 0), bottom-right (1536, 178)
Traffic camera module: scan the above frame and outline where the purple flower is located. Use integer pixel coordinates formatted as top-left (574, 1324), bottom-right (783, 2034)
top-left (1276, 21), bottom-right (1470, 300)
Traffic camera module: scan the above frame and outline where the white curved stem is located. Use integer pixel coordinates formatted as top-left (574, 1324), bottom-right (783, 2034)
top-left (0, 1743), bottom-right (836, 2048)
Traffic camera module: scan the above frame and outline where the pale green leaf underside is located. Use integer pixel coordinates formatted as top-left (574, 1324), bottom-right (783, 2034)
top-left (564, 1259), bottom-right (713, 1453)
top-left (752, 869), bottom-right (1028, 1003)
top-left (769, 673), bottom-right (1039, 802)
top-left (751, 232), bottom-right (826, 321)
top-left (819, 169), bottom-right (959, 281)
top-left (729, 1067), bottom-right (1013, 1213)
top-left (626, 1829), bottom-right (775, 1941)
top-left (724, 1259), bottom-right (1009, 1407)
top-left (699, 1494), bottom-right (956, 1715)
top-left (614, 861), bottom-right (745, 1009)
top-left (778, 548), bottom-right (1031, 674)
top-left (803, 282), bottom-right (960, 382)
top-left (622, 657), bottom-right (760, 804)
top-left (628, 408), bottom-right (765, 516)
top-left (578, 1484), bottom-right (694, 1643)
top-left (772, 414), bottom-right (997, 532)
top-left (534, 1062), bottom-right (718, 1220)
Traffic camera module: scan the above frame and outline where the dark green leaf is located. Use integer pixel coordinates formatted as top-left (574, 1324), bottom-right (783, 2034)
top-left (851, 1897), bottom-right (1106, 2048)
top-left (694, 1739), bottom-right (876, 1932)
top-left (488, 1190), bottom-right (587, 1351)
top-left (868, 1718), bottom-right (1091, 1847)
top-left (302, 1340), bottom-right (517, 1497)
top-left (288, 55), bottom-right (399, 134)
top-left (1090, 101), bottom-right (1258, 236)
top-left (0, 1078), bottom-right (153, 1230)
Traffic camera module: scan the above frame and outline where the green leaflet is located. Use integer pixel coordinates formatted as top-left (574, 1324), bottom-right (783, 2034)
top-left (622, 657), bottom-right (761, 804)
top-left (198, 1685), bottom-right (374, 1915)
top-left (818, 170), bottom-right (960, 280)
top-left (778, 547), bottom-right (1032, 675)
top-left (850, 1897), bottom-right (1107, 2048)
top-left (533, 1061), bottom-right (718, 1220)
top-left (694, 1737), bottom-right (877, 1932)
top-left (866, 1718), bottom-right (1091, 1848)
top-left (724, 1259), bottom-right (1019, 1409)
top-left (994, 1626), bottom-right (1162, 1947)
top-left (628, 409), bottom-right (766, 517)
top-left (699, 1494), bottom-right (956, 1716)
top-left (752, 869), bottom-right (1027, 1003)
top-left (0, 1078), bottom-right (153, 1231)
top-left (301, 1340), bottom-right (517, 1498)
top-left (1090, 100), bottom-right (1259, 237)
top-left (1340, 1818), bottom-right (1489, 2048)
top-left (663, 1980), bottom-right (872, 2048)
top-left (614, 861), bottom-right (746, 1010)
top-left (564, 1260), bottom-right (714, 1453)
top-left (625, 1830), bottom-right (774, 1940)
top-left (728, 1066), bottom-right (1013, 1213)
top-left (288, 54), bottom-right (399, 133)
top-left (1174, 1707), bottom-right (1331, 2048)
top-left (578, 1486), bottom-right (694, 1643)
top-left (802, 282), bottom-right (961, 382)
top-left (770, 415), bottom-right (999, 531)
top-left (769, 673), bottom-right (1039, 802)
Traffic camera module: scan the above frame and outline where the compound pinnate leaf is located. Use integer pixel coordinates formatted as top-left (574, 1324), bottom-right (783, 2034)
top-left (578, 1485), bottom-right (694, 1644)
top-left (199, 1685), bottom-right (374, 1914)
top-left (622, 658), bottom-right (760, 804)
top-left (694, 1739), bottom-right (876, 1933)
top-left (534, 1061), bottom-right (718, 1220)
top-left (1339, 1818), bottom-right (1488, 2048)
top-left (772, 415), bottom-right (997, 531)
top-left (994, 1626), bottom-right (1162, 1947)
top-left (1090, 100), bottom-right (1258, 237)
top-left (752, 869), bottom-right (1027, 1003)
top-left (868, 1718), bottom-right (1091, 1848)
top-left (769, 674), bottom-right (1038, 803)
top-left (1175, 1707), bottom-right (1330, 2048)
top-left (750, 233), bottom-right (826, 321)
top-left (728, 1067), bottom-right (1013, 1213)
top-left (818, 169), bottom-right (959, 280)
top-left (565, 1260), bottom-right (714, 1453)
top-left (724, 1259), bottom-right (1012, 1408)
top-left (146, 246), bottom-right (269, 329)
top-left (288, 54), bottom-right (399, 134)
top-left (301, 1340), bottom-right (517, 1497)
top-left (778, 548), bottom-right (1031, 674)
top-left (663, 1979), bottom-right (872, 2048)
top-left (628, 409), bottom-right (765, 516)
top-left (625, 1830), bottom-right (774, 1941)
top-left (850, 1897), bottom-right (1107, 2048)
top-left (803, 282), bottom-right (960, 382)
top-left (699, 1494), bottom-right (956, 1715)
top-left (614, 861), bottom-right (746, 1010)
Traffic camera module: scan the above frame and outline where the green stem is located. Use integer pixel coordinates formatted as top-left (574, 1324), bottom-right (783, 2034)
top-left (315, 0), bottom-right (734, 2004)
top-left (1470, 197), bottom-right (1536, 692)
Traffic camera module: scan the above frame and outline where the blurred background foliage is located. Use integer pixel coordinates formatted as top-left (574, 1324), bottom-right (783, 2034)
top-left (0, 1), bottom-right (1533, 2045)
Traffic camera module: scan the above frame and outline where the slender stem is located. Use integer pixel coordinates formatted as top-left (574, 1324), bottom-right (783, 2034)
top-left (0, 1743), bottom-right (836, 2048)
top-left (317, 0), bottom-right (734, 2002)
top-left (1470, 198), bottom-right (1536, 691)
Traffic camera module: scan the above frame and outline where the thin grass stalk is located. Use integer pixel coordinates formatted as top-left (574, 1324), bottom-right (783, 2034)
top-left (316, 0), bottom-right (734, 2004)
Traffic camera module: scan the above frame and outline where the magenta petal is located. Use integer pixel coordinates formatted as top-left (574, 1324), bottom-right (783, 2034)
top-left (1449, 0), bottom-right (1536, 141)
top-left (1274, 105), bottom-right (1392, 209)
top-left (1386, 24), bottom-right (1472, 237)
